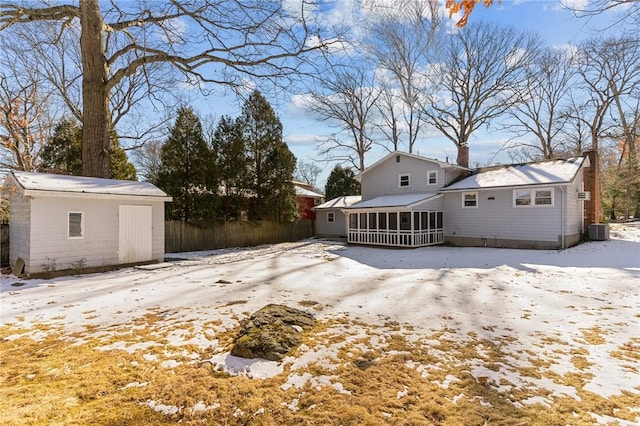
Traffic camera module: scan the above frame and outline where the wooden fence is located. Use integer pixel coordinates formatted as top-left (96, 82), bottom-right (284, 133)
top-left (1, 221), bottom-right (8, 268)
top-left (165, 220), bottom-right (314, 253)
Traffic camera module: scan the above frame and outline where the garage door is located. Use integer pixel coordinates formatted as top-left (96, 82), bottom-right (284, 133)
top-left (119, 205), bottom-right (153, 263)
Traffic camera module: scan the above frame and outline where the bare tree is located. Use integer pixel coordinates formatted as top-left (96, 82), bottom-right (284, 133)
top-left (0, 69), bottom-right (58, 171)
top-left (501, 47), bottom-right (577, 160)
top-left (130, 139), bottom-right (163, 184)
top-left (366, 0), bottom-right (440, 153)
top-left (295, 160), bottom-right (322, 189)
top-left (0, 1), bottom-right (337, 178)
top-left (569, 36), bottom-right (640, 154)
top-left (307, 63), bottom-right (381, 172)
top-left (423, 22), bottom-right (542, 165)
top-left (563, 0), bottom-right (640, 26)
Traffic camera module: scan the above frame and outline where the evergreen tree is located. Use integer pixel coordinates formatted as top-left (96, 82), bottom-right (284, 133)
top-left (239, 90), bottom-right (297, 222)
top-left (211, 115), bottom-right (249, 220)
top-left (40, 118), bottom-right (137, 180)
top-left (156, 106), bottom-right (218, 224)
top-left (325, 165), bottom-right (361, 200)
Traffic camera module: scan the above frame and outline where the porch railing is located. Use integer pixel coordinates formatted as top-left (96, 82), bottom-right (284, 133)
top-left (347, 228), bottom-right (443, 247)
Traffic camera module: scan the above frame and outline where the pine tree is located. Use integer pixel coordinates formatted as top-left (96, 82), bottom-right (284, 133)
top-left (239, 90), bottom-right (297, 222)
top-left (40, 118), bottom-right (137, 180)
top-left (156, 106), bottom-right (218, 224)
top-left (325, 165), bottom-right (361, 200)
top-left (211, 115), bottom-right (249, 220)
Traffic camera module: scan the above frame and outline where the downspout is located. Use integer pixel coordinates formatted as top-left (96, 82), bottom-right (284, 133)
top-left (560, 187), bottom-right (566, 250)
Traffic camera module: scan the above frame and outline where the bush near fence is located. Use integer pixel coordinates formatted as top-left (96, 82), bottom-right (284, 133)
top-left (165, 220), bottom-right (314, 253)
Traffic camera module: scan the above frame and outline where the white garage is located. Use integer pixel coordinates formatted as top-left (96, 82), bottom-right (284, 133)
top-left (2, 171), bottom-right (171, 277)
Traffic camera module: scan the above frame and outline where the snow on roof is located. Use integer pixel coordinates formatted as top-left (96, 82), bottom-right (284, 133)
top-left (9, 171), bottom-right (169, 198)
top-left (346, 193), bottom-right (440, 209)
top-left (314, 195), bottom-right (362, 209)
top-left (294, 185), bottom-right (323, 198)
top-left (442, 156), bottom-right (587, 191)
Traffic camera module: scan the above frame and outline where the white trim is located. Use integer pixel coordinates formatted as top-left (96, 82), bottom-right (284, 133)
top-left (68, 211), bottom-right (84, 239)
top-left (399, 173), bottom-right (410, 188)
top-left (23, 189), bottom-right (172, 202)
top-left (462, 192), bottom-right (478, 208)
top-left (327, 212), bottom-right (335, 223)
top-left (513, 187), bottom-right (554, 207)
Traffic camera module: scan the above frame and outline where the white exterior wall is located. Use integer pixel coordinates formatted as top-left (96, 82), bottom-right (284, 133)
top-left (315, 209), bottom-right (348, 237)
top-left (565, 173), bottom-right (584, 237)
top-left (8, 190), bottom-right (31, 268)
top-left (26, 196), bottom-right (165, 274)
top-left (361, 155), bottom-right (464, 200)
top-left (411, 196), bottom-right (444, 211)
top-left (443, 187), bottom-right (565, 245)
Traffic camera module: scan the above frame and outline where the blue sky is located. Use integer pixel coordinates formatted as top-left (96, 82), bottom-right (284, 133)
top-left (190, 0), bottom-right (626, 189)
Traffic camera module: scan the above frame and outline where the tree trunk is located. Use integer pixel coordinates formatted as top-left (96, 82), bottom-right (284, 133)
top-left (80, 0), bottom-right (111, 178)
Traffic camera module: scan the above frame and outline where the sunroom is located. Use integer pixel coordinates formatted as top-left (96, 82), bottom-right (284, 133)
top-left (344, 193), bottom-right (444, 247)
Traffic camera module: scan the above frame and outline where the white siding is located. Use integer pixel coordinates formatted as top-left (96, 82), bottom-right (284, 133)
top-left (315, 209), bottom-right (347, 237)
top-left (443, 187), bottom-right (564, 244)
top-left (565, 173), bottom-right (584, 237)
top-left (361, 155), bottom-right (464, 200)
top-left (26, 197), bottom-right (165, 274)
top-left (412, 196), bottom-right (444, 211)
top-left (8, 190), bottom-right (31, 268)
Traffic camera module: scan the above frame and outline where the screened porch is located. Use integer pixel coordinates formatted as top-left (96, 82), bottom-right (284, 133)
top-left (347, 210), bottom-right (444, 247)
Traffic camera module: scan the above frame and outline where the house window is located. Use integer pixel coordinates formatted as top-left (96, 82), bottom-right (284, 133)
top-left (399, 174), bottom-right (410, 187)
top-left (514, 188), bottom-right (554, 207)
top-left (514, 190), bottom-right (531, 206)
top-left (327, 212), bottom-right (335, 223)
top-left (462, 192), bottom-right (478, 208)
top-left (68, 212), bottom-right (84, 239)
top-left (535, 189), bottom-right (552, 205)
top-left (396, 155), bottom-right (401, 163)
top-left (428, 171), bottom-right (437, 185)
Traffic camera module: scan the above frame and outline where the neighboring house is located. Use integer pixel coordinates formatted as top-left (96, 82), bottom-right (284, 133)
top-left (293, 180), bottom-right (324, 221)
top-left (313, 195), bottom-right (362, 238)
top-left (2, 171), bottom-right (172, 276)
top-left (340, 150), bottom-right (596, 249)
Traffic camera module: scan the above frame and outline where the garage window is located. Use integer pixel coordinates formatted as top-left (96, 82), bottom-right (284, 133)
top-left (328, 212), bottom-right (335, 223)
top-left (68, 212), bottom-right (84, 239)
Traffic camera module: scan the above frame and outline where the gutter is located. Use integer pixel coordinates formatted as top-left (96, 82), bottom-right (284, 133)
top-left (560, 186), bottom-right (566, 249)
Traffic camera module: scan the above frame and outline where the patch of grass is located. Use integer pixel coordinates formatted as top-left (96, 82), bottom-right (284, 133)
top-left (579, 326), bottom-right (607, 345)
top-left (1, 316), bottom-right (637, 426)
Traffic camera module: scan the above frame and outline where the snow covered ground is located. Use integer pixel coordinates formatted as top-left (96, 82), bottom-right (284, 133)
top-left (1, 223), bottom-right (639, 424)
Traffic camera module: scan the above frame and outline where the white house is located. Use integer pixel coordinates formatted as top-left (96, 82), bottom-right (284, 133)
top-left (313, 195), bottom-right (362, 238)
top-left (3, 171), bottom-right (172, 276)
top-left (342, 152), bottom-right (469, 247)
top-left (339, 151), bottom-right (596, 249)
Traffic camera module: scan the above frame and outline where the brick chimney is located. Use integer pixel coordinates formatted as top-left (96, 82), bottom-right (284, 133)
top-left (583, 150), bottom-right (601, 231)
top-left (457, 145), bottom-right (469, 168)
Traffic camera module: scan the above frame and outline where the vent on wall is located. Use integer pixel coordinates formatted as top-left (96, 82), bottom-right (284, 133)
top-left (588, 224), bottom-right (609, 241)
top-left (577, 191), bottom-right (591, 201)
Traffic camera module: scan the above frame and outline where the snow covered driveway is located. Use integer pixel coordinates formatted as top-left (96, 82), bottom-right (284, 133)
top-left (1, 224), bottom-right (639, 424)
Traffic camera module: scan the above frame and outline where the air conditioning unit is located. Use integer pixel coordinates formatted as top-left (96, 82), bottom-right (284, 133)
top-left (588, 224), bottom-right (609, 241)
top-left (577, 191), bottom-right (591, 201)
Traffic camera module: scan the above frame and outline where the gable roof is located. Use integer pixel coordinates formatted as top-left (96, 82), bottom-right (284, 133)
top-left (313, 195), bottom-right (362, 210)
top-left (358, 151), bottom-right (470, 179)
top-left (6, 171), bottom-right (170, 199)
top-left (294, 184), bottom-right (324, 198)
top-left (441, 156), bottom-right (588, 192)
top-left (345, 193), bottom-right (441, 210)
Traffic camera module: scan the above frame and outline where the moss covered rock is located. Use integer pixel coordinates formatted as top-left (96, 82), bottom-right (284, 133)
top-left (230, 304), bottom-right (316, 361)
